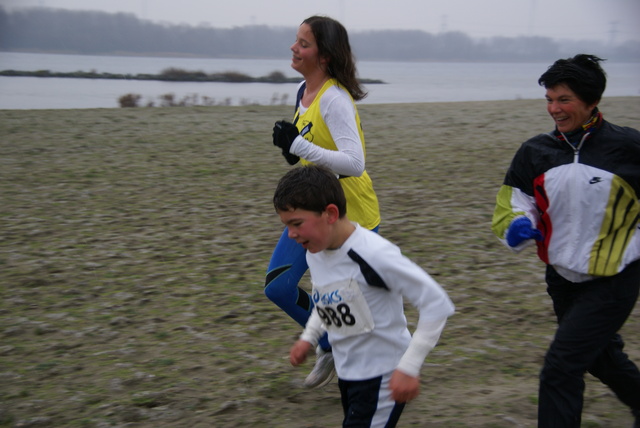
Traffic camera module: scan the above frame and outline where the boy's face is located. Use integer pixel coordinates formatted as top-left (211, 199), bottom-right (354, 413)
top-left (278, 207), bottom-right (332, 253)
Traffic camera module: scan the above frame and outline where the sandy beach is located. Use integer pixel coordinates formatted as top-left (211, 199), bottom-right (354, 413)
top-left (1, 97), bottom-right (639, 427)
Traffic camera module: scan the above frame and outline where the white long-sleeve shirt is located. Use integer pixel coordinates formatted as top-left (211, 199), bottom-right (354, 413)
top-left (290, 83), bottom-right (365, 177)
top-left (301, 224), bottom-right (455, 380)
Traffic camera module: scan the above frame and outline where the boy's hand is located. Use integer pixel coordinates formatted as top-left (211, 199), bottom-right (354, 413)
top-left (389, 369), bottom-right (420, 403)
top-left (290, 340), bottom-right (312, 366)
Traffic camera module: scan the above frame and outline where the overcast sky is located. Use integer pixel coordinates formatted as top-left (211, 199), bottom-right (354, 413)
top-left (2, 0), bottom-right (639, 43)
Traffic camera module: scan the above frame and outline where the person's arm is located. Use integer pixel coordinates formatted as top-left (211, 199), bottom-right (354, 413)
top-left (289, 88), bottom-right (365, 177)
top-left (290, 309), bottom-right (325, 366)
top-left (396, 317), bottom-right (447, 378)
top-left (299, 308), bottom-right (324, 347)
top-left (367, 241), bottom-right (455, 402)
top-left (390, 272), bottom-right (451, 403)
top-left (492, 144), bottom-right (545, 250)
top-left (390, 317), bottom-right (447, 402)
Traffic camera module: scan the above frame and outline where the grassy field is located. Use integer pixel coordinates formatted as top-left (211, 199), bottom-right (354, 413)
top-left (1, 97), bottom-right (639, 427)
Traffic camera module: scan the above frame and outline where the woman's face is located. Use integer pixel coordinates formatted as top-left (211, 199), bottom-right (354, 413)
top-left (545, 83), bottom-right (598, 133)
top-left (290, 23), bottom-right (326, 76)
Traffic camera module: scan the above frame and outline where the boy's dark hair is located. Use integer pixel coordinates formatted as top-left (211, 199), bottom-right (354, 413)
top-left (538, 54), bottom-right (607, 105)
top-left (273, 166), bottom-right (347, 216)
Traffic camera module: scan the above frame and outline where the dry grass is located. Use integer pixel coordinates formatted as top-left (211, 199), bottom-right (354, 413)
top-left (1, 97), bottom-right (639, 427)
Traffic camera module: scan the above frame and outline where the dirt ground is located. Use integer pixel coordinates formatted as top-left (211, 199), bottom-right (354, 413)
top-left (1, 97), bottom-right (639, 427)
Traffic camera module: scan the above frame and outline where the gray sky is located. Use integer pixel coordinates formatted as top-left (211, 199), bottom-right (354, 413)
top-left (2, 0), bottom-right (639, 43)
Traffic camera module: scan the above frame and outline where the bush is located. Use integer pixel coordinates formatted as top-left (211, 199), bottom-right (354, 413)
top-left (265, 71), bottom-right (287, 83)
top-left (159, 67), bottom-right (208, 81)
top-left (118, 93), bottom-right (142, 108)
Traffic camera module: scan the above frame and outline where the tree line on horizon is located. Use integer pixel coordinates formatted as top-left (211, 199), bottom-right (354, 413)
top-left (0, 7), bottom-right (638, 62)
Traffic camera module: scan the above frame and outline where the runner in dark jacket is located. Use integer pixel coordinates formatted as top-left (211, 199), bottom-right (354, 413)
top-left (492, 54), bottom-right (640, 428)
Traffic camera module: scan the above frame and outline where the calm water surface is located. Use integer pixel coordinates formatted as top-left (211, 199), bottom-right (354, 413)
top-left (1, 52), bottom-right (639, 109)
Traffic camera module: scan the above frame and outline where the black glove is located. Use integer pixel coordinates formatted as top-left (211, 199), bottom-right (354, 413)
top-left (272, 120), bottom-right (300, 165)
top-left (282, 152), bottom-right (300, 165)
top-left (273, 121), bottom-right (300, 152)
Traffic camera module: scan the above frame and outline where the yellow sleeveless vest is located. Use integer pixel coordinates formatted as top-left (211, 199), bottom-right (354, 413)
top-left (294, 79), bottom-right (380, 230)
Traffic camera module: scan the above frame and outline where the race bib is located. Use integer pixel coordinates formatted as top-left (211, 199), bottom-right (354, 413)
top-left (312, 278), bottom-right (374, 336)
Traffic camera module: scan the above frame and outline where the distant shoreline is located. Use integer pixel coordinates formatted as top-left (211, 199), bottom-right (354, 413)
top-left (0, 68), bottom-right (386, 84)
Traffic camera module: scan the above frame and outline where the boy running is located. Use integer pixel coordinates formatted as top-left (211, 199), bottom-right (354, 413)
top-left (273, 165), bottom-right (455, 427)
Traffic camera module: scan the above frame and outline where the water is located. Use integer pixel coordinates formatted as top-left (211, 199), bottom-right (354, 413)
top-left (1, 52), bottom-right (639, 110)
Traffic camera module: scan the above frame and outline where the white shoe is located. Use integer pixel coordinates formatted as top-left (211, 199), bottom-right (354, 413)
top-left (304, 347), bottom-right (335, 388)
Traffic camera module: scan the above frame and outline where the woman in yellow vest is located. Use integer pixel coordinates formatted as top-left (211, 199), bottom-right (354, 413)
top-left (266, 15), bottom-right (381, 388)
